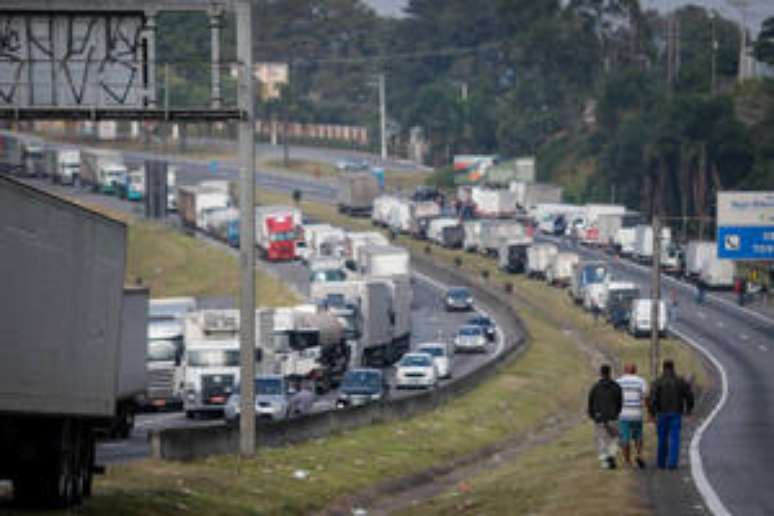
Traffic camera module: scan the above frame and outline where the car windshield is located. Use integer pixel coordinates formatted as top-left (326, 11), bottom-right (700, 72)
top-left (255, 378), bottom-right (285, 396)
top-left (418, 346), bottom-right (444, 357)
top-left (468, 317), bottom-right (491, 327)
top-left (342, 371), bottom-right (381, 392)
top-left (147, 340), bottom-right (177, 362)
top-left (400, 354), bottom-right (432, 367)
top-left (459, 326), bottom-right (482, 336)
top-left (187, 349), bottom-right (240, 367)
top-left (448, 288), bottom-right (469, 299)
top-left (311, 269), bottom-right (346, 282)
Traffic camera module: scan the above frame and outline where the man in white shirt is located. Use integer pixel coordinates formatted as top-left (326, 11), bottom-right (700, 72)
top-left (617, 363), bottom-right (648, 468)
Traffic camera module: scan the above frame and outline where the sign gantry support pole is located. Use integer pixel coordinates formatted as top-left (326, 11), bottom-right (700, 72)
top-left (236, 0), bottom-right (256, 458)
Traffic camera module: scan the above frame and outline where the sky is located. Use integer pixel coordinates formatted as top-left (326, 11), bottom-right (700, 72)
top-left (363, 0), bottom-right (773, 34)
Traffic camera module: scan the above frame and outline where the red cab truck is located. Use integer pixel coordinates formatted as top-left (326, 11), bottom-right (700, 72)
top-left (255, 205), bottom-right (302, 261)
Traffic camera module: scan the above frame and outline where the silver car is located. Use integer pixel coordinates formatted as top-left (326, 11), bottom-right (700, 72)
top-left (224, 375), bottom-right (291, 424)
top-left (454, 325), bottom-right (488, 353)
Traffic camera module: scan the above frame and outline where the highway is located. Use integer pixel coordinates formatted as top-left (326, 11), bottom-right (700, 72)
top-left (539, 233), bottom-right (774, 516)
top-left (19, 169), bottom-right (511, 465)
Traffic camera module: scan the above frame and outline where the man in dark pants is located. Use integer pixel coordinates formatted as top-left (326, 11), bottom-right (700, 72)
top-left (588, 364), bottom-right (623, 469)
top-left (649, 360), bottom-right (695, 469)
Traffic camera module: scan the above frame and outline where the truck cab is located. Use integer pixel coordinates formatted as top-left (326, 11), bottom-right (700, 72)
top-left (498, 240), bottom-right (530, 273)
top-left (100, 164), bottom-right (128, 195)
top-left (571, 261), bottom-right (609, 304)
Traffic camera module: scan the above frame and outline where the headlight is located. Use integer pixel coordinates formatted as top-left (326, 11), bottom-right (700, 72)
top-left (186, 391), bottom-right (196, 401)
top-left (467, 297), bottom-right (473, 303)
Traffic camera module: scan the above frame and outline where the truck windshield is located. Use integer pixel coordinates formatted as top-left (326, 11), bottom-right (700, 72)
top-left (147, 340), bottom-right (177, 362)
top-left (187, 349), bottom-right (240, 367)
top-left (273, 331), bottom-right (320, 352)
top-left (255, 378), bottom-right (285, 395)
top-left (270, 231), bottom-right (296, 241)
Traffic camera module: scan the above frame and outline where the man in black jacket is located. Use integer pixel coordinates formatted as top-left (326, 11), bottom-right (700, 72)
top-left (649, 359), bottom-right (695, 469)
top-left (588, 364), bottom-right (623, 469)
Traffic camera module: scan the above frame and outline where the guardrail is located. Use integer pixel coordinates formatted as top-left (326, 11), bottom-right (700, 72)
top-left (149, 250), bottom-right (528, 461)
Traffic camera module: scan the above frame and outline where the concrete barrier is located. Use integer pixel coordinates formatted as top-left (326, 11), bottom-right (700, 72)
top-left (150, 249), bottom-right (527, 461)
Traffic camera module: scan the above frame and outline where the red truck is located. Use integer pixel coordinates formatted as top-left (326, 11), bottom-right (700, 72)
top-left (255, 206), bottom-right (303, 261)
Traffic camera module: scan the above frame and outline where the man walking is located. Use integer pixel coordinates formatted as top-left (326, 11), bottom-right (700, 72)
top-left (588, 364), bottom-right (623, 469)
top-left (617, 363), bottom-right (648, 469)
top-left (649, 360), bottom-right (695, 470)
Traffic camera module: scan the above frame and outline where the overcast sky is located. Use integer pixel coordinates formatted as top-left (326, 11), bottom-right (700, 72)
top-left (363, 0), bottom-right (773, 34)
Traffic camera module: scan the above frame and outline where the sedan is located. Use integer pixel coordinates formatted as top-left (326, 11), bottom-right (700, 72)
top-left (395, 352), bottom-right (438, 389)
top-left (466, 315), bottom-right (496, 341)
top-left (445, 287), bottom-right (473, 312)
top-left (454, 325), bottom-right (488, 353)
top-left (416, 342), bottom-right (453, 379)
top-left (224, 375), bottom-right (292, 425)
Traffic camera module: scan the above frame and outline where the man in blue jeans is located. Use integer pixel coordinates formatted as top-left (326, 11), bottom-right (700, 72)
top-left (649, 360), bottom-right (695, 469)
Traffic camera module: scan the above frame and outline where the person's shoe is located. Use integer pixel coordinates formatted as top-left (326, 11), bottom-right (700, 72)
top-left (636, 458), bottom-right (646, 469)
top-left (606, 457), bottom-right (617, 469)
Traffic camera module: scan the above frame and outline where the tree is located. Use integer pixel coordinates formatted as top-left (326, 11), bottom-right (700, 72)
top-left (754, 16), bottom-right (774, 66)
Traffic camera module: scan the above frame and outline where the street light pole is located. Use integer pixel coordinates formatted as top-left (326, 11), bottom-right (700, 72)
top-left (650, 215), bottom-right (663, 380)
top-left (236, 0), bottom-right (256, 458)
top-left (379, 72), bottom-right (387, 161)
top-left (710, 10), bottom-right (718, 96)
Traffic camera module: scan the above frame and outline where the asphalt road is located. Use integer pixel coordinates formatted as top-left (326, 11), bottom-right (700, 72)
top-left (538, 233), bottom-right (774, 516)
top-left (16, 171), bottom-right (506, 465)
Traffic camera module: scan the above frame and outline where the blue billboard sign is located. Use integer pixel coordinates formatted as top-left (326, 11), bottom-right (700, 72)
top-left (717, 226), bottom-right (774, 260)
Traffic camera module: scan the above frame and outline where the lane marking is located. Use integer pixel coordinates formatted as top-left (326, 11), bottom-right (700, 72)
top-left (715, 321), bottom-right (725, 329)
top-left (669, 326), bottom-right (731, 516)
top-left (134, 412), bottom-right (183, 430)
top-left (697, 312), bottom-right (707, 319)
top-left (740, 334), bottom-right (749, 341)
top-left (758, 345), bottom-right (767, 352)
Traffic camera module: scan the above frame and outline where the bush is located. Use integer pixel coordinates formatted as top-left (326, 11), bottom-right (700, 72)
top-left (481, 269), bottom-right (490, 281)
top-left (504, 282), bottom-right (513, 294)
top-left (424, 245), bottom-right (432, 255)
top-left (454, 256), bottom-right (463, 268)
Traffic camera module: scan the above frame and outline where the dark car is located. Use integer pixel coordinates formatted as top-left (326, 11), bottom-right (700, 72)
top-left (466, 315), bottom-right (496, 341)
top-left (605, 288), bottom-right (639, 330)
top-left (336, 369), bottom-right (388, 408)
top-left (411, 186), bottom-right (440, 202)
top-left (445, 287), bottom-right (473, 312)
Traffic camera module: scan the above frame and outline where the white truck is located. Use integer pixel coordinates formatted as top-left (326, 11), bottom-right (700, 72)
top-left (472, 187), bottom-right (517, 218)
top-left (629, 299), bottom-right (668, 338)
top-left (497, 238), bottom-right (532, 273)
top-left (427, 217), bottom-right (464, 248)
top-left (522, 183), bottom-right (563, 212)
top-left (546, 252), bottom-right (580, 286)
top-left (311, 280), bottom-right (396, 367)
top-left (142, 297), bottom-right (197, 411)
top-left (570, 261), bottom-right (609, 304)
top-left (262, 306), bottom-right (350, 393)
top-left (387, 197), bottom-right (413, 233)
top-left (337, 172), bottom-right (380, 215)
top-left (633, 224), bottom-right (672, 263)
top-left (526, 243), bottom-right (559, 278)
top-left (177, 184), bottom-right (231, 230)
top-left (463, 220), bottom-right (484, 252)
top-left (685, 241), bottom-right (716, 278)
top-left (182, 310), bottom-right (245, 418)
top-left (357, 245), bottom-right (411, 277)
top-left (0, 176), bottom-right (147, 507)
top-left (166, 166), bottom-right (178, 211)
top-left (700, 255), bottom-right (736, 288)
top-left (79, 148), bottom-right (127, 194)
top-left (594, 281), bottom-right (639, 313)
top-left (202, 206), bottom-right (240, 243)
top-left (479, 220), bottom-right (527, 256)
top-left (343, 231), bottom-right (390, 265)
top-left (52, 149), bottom-right (81, 185)
top-left (372, 194), bottom-right (398, 227)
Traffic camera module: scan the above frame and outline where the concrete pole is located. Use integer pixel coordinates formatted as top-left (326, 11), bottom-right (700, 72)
top-left (144, 12), bottom-right (158, 108)
top-left (209, 7), bottom-right (223, 109)
top-left (236, 0), bottom-right (256, 458)
top-left (379, 72), bottom-right (387, 161)
top-left (710, 11), bottom-right (717, 97)
top-left (650, 215), bottom-right (662, 380)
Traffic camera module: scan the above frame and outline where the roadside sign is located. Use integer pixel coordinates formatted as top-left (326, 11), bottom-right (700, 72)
top-left (209, 160), bottom-right (219, 174)
top-left (716, 191), bottom-right (774, 260)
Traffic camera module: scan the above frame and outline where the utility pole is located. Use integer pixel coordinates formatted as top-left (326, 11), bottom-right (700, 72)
top-left (379, 72), bottom-right (387, 161)
top-left (710, 10), bottom-right (718, 97)
top-left (650, 215), bottom-right (663, 380)
top-left (236, 0), bottom-right (256, 458)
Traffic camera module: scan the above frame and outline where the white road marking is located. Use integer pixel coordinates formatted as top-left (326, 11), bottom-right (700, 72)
top-left (758, 345), bottom-right (768, 352)
top-left (669, 327), bottom-right (732, 516)
top-left (715, 321), bottom-right (725, 329)
top-left (134, 413), bottom-right (183, 430)
top-left (697, 312), bottom-right (707, 319)
top-left (740, 334), bottom-right (749, 341)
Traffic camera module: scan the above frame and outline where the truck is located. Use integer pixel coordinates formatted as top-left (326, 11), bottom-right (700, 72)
top-left (262, 306), bottom-right (350, 393)
top-left (471, 187), bottom-right (518, 218)
top-left (545, 252), bottom-right (580, 286)
top-left (256, 205), bottom-right (303, 261)
top-left (463, 220), bottom-right (484, 252)
top-left (0, 176), bottom-right (147, 507)
top-left (371, 194), bottom-right (397, 227)
top-left (357, 245), bottom-right (411, 277)
top-left (52, 149), bottom-right (81, 185)
top-left (0, 131), bottom-right (24, 175)
top-left (337, 172), bottom-right (380, 216)
top-left (166, 166), bottom-right (178, 211)
top-left (20, 140), bottom-right (47, 177)
top-left (142, 298), bottom-right (197, 411)
top-left (116, 169), bottom-right (146, 201)
top-left (177, 184), bottom-right (231, 230)
top-left (479, 220), bottom-right (527, 256)
top-left (80, 148), bottom-right (128, 194)
top-left (629, 299), bottom-right (668, 338)
top-left (427, 217), bottom-right (463, 248)
top-left (497, 239), bottom-right (532, 273)
top-left (522, 183), bottom-right (563, 212)
top-left (569, 261), bottom-right (609, 304)
top-left (311, 280), bottom-right (395, 367)
top-left (633, 224), bottom-right (672, 263)
top-left (182, 310), bottom-right (244, 418)
top-left (202, 206), bottom-right (240, 243)
top-left (685, 241), bottom-right (716, 278)
top-left (526, 243), bottom-right (559, 278)
top-left (700, 255), bottom-right (736, 289)
top-left (343, 231), bottom-right (390, 267)
top-left (387, 197), bottom-right (413, 233)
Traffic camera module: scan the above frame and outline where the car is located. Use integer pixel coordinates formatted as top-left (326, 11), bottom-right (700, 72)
top-left (336, 368), bottom-right (389, 408)
top-left (454, 325), bottom-right (488, 353)
top-left (395, 352), bottom-right (438, 389)
top-left (445, 287), bottom-right (473, 311)
top-left (466, 315), bottom-right (496, 341)
top-left (416, 342), bottom-right (454, 379)
top-left (224, 375), bottom-right (294, 425)
top-left (336, 158), bottom-right (370, 172)
top-left (411, 186), bottom-right (439, 202)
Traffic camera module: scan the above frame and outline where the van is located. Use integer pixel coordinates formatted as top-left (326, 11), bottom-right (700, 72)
top-left (628, 299), bottom-right (668, 338)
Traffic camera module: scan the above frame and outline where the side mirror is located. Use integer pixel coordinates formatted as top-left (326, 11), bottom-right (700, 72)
top-left (175, 348), bottom-right (183, 367)
top-left (254, 349), bottom-right (263, 363)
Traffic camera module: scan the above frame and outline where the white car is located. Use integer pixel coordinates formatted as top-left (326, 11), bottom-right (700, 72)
top-left (395, 352), bottom-right (438, 389)
top-left (454, 325), bottom-right (488, 353)
top-left (416, 342), bottom-right (454, 379)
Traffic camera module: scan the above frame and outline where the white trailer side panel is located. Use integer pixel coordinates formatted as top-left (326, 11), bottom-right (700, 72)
top-left (0, 177), bottom-right (127, 417)
top-left (118, 288), bottom-right (149, 399)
